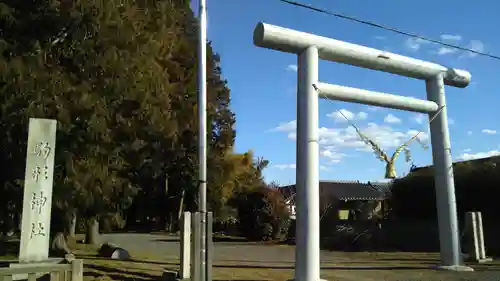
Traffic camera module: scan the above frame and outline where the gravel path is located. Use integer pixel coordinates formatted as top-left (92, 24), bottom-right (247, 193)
top-left (101, 233), bottom-right (302, 263)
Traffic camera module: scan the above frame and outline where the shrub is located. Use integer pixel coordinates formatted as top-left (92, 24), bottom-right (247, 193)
top-left (233, 186), bottom-right (291, 241)
top-left (388, 157), bottom-right (500, 221)
top-left (386, 157), bottom-right (500, 254)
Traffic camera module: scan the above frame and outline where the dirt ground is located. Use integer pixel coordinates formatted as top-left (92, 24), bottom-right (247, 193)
top-left (80, 233), bottom-right (500, 281)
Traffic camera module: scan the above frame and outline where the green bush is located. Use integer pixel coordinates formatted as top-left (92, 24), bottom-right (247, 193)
top-left (233, 186), bottom-right (291, 241)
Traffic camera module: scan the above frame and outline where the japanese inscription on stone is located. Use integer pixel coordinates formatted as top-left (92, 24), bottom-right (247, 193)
top-left (31, 191), bottom-right (47, 214)
top-left (19, 118), bottom-right (57, 262)
top-left (30, 222), bottom-right (46, 239)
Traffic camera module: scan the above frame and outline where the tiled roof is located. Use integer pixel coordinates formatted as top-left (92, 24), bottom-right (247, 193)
top-left (281, 180), bottom-right (389, 202)
top-left (368, 181), bottom-right (392, 196)
top-left (320, 181), bottom-right (386, 201)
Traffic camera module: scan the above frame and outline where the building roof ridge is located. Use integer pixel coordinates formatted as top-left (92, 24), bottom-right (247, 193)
top-left (320, 180), bottom-right (362, 184)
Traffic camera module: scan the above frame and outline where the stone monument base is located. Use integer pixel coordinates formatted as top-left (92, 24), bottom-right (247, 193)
top-left (9, 258), bottom-right (64, 280)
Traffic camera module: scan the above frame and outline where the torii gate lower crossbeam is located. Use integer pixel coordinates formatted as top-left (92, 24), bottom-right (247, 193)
top-left (253, 22), bottom-right (474, 281)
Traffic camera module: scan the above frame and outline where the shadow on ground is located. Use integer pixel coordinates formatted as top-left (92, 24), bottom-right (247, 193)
top-left (86, 264), bottom-right (159, 281)
top-left (151, 235), bottom-right (249, 244)
top-left (86, 263), bottom-right (270, 281)
top-left (82, 254), bottom-right (500, 281)
top-left (81, 256), bottom-right (459, 271)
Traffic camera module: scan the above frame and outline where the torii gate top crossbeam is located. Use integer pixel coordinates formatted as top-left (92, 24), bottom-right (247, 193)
top-left (253, 22), bottom-right (471, 88)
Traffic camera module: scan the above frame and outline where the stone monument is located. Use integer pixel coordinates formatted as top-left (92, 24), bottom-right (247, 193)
top-left (18, 118), bottom-right (58, 262)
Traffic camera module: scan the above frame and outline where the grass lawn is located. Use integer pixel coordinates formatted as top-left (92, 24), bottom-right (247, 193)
top-left (75, 240), bottom-right (500, 281)
top-left (80, 251), bottom-right (500, 281)
top-left (3, 234), bottom-right (500, 281)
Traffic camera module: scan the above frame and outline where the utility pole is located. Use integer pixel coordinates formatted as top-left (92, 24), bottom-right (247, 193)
top-left (197, 0), bottom-right (208, 281)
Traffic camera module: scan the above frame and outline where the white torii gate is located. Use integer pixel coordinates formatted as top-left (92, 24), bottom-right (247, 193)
top-left (253, 22), bottom-right (473, 281)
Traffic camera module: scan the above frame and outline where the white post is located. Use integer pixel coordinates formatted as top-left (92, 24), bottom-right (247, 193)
top-left (191, 212), bottom-right (201, 281)
top-left (296, 46), bottom-right (320, 281)
top-left (465, 211), bottom-right (492, 263)
top-left (467, 212), bottom-right (480, 260)
top-left (426, 74), bottom-right (462, 267)
top-left (476, 212), bottom-right (487, 259)
top-left (180, 212), bottom-right (191, 279)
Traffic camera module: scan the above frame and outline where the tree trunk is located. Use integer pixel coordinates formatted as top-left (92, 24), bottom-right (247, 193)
top-left (16, 212), bottom-right (22, 234)
top-left (85, 216), bottom-right (100, 246)
top-left (51, 232), bottom-right (71, 256)
top-left (69, 212), bottom-right (77, 237)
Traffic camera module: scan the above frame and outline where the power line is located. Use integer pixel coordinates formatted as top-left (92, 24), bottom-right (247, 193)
top-left (278, 0), bottom-right (500, 61)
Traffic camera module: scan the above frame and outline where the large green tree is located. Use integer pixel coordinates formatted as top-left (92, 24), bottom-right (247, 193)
top-left (0, 0), bottom-right (251, 245)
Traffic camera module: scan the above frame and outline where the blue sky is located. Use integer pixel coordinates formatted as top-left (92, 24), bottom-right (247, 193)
top-left (191, 0), bottom-right (500, 184)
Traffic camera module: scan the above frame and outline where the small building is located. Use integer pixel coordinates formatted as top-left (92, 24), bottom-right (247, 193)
top-left (280, 180), bottom-right (391, 221)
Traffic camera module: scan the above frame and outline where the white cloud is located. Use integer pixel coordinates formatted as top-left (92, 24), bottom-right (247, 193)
top-left (457, 150), bottom-right (500, 161)
top-left (437, 47), bottom-right (458, 55)
top-left (333, 123), bottom-right (428, 152)
top-left (283, 121), bottom-right (429, 153)
top-left (272, 115), bottom-right (430, 165)
top-left (410, 114), bottom-right (453, 126)
top-left (327, 109), bottom-right (368, 123)
top-left (413, 114), bottom-right (426, 124)
top-left (467, 130), bottom-right (473, 135)
top-left (357, 111), bottom-right (368, 120)
top-left (270, 120), bottom-right (296, 132)
top-left (482, 129), bottom-right (496, 135)
top-left (384, 114), bottom-right (401, 124)
top-left (367, 107), bottom-right (381, 112)
top-left (470, 40), bottom-right (485, 52)
top-left (320, 147), bottom-right (347, 164)
top-left (273, 163), bottom-right (334, 171)
top-left (463, 148), bottom-right (472, 153)
top-left (320, 165), bottom-right (330, 171)
top-left (273, 164), bottom-right (296, 170)
top-left (405, 38), bottom-right (430, 51)
top-left (463, 40), bottom-right (485, 58)
top-left (440, 34), bottom-right (462, 41)
top-left (286, 64), bottom-right (298, 72)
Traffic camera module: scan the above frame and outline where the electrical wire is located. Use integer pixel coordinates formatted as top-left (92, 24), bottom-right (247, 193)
top-left (278, 0), bottom-right (500, 61)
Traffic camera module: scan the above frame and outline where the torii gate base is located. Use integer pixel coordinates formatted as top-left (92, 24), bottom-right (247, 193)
top-left (254, 22), bottom-right (473, 281)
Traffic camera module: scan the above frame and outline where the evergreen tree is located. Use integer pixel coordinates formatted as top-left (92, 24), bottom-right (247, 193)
top-left (0, 0), bottom-right (261, 243)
